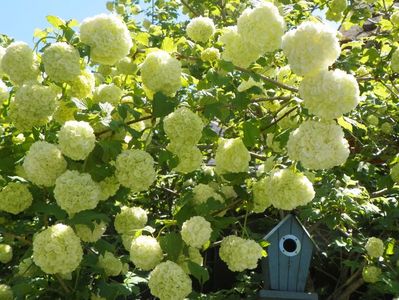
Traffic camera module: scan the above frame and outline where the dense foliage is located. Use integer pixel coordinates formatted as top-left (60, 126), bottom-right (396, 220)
top-left (0, 0), bottom-right (399, 299)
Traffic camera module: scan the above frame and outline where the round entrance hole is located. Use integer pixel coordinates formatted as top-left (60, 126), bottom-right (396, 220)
top-left (279, 234), bottom-right (301, 257)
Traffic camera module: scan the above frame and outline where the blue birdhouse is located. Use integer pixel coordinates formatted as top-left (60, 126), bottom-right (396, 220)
top-left (259, 214), bottom-right (318, 300)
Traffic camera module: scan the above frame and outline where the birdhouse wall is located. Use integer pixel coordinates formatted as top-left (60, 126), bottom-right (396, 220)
top-left (264, 215), bottom-right (314, 292)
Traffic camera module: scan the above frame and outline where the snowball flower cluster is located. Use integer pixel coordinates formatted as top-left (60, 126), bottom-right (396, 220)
top-left (1, 42), bottom-right (39, 85)
top-left (192, 183), bottom-right (224, 205)
top-left (219, 235), bottom-right (263, 272)
top-left (58, 121), bottom-right (96, 160)
top-left (9, 82), bottom-right (58, 131)
top-left (115, 149), bottom-right (156, 192)
top-left (181, 216), bottom-right (212, 249)
top-left (362, 266), bottom-right (381, 283)
top-left (98, 176), bottom-right (120, 201)
top-left (54, 170), bottom-right (101, 215)
top-left (201, 47), bottom-right (220, 62)
top-left (42, 42), bottom-right (81, 83)
top-left (23, 141), bottom-right (67, 187)
top-left (53, 101), bottom-right (77, 124)
top-left (299, 69), bottom-right (361, 119)
top-left (237, 2), bottom-right (285, 54)
top-left (70, 70), bottom-right (95, 98)
top-left (80, 14), bottom-right (132, 65)
top-left (282, 21), bottom-right (341, 76)
top-left (75, 221), bottom-right (107, 243)
top-left (168, 144), bottom-right (203, 173)
top-left (287, 120), bottom-right (350, 170)
top-left (129, 235), bottom-right (163, 270)
top-left (98, 251), bottom-right (122, 276)
top-left (219, 2), bottom-right (285, 68)
top-left (391, 49), bottom-right (399, 73)
top-left (116, 57), bottom-right (137, 75)
top-left (0, 182), bottom-right (32, 214)
top-left (32, 224), bottom-right (83, 274)
top-left (253, 169), bottom-right (315, 212)
top-left (215, 138), bottom-right (250, 174)
top-left (186, 16), bottom-right (215, 43)
top-left (93, 83), bottom-right (122, 105)
top-left (391, 163), bottom-right (399, 183)
top-left (0, 284), bottom-right (13, 300)
top-left (164, 107), bottom-right (204, 145)
top-left (0, 244), bottom-right (12, 263)
top-left (148, 261), bottom-right (192, 300)
top-left (140, 50), bottom-right (181, 95)
top-left (365, 237), bottom-right (384, 258)
top-left (114, 206), bottom-right (148, 234)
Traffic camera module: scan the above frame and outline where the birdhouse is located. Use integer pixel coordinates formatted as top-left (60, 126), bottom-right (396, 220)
top-left (259, 214), bottom-right (318, 300)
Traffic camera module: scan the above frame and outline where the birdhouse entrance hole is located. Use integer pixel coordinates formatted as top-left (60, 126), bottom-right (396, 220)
top-left (279, 234), bottom-right (301, 257)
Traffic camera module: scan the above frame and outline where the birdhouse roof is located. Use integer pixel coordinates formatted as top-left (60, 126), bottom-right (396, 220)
top-left (263, 214), bottom-right (319, 251)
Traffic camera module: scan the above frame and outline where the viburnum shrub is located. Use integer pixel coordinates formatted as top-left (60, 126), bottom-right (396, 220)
top-left (0, 0), bottom-right (398, 299)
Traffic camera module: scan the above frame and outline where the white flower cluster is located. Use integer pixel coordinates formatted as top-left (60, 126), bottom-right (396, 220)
top-left (365, 237), bottom-right (384, 258)
top-left (42, 42), bottom-right (81, 83)
top-left (219, 2), bottom-right (285, 68)
top-left (54, 170), bottom-right (101, 215)
top-left (80, 14), bottom-right (132, 65)
top-left (129, 235), bottom-right (163, 270)
top-left (362, 266), bottom-right (381, 283)
top-left (140, 50), bottom-right (181, 95)
top-left (186, 16), bottom-right (215, 43)
top-left (23, 141), bottom-right (67, 187)
top-left (253, 169), bottom-right (315, 212)
top-left (116, 57), bottom-right (137, 75)
top-left (53, 101), bottom-right (77, 124)
top-left (299, 69), bottom-right (361, 119)
top-left (75, 221), bottom-right (107, 243)
top-left (93, 83), bottom-right (122, 105)
top-left (0, 182), bottom-right (33, 214)
top-left (148, 261), bottom-right (192, 300)
top-left (98, 176), bottom-right (120, 201)
top-left (391, 163), bottom-right (399, 183)
top-left (1, 42), bottom-right (39, 85)
top-left (0, 284), bottom-right (13, 300)
top-left (58, 121), bottom-right (96, 160)
top-left (201, 47), bottom-right (220, 62)
top-left (115, 149), bottom-right (156, 192)
top-left (98, 251), bottom-right (122, 276)
top-left (192, 183), bottom-right (224, 205)
top-left (287, 120), bottom-right (350, 170)
top-left (163, 107), bottom-right (204, 173)
top-left (9, 82), bottom-right (58, 131)
top-left (32, 224), bottom-right (83, 274)
top-left (181, 216), bottom-right (212, 249)
top-left (70, 70), bottom-right (95, 98)
top-left (114, 206), bottom-right (147, 234)
top-left (0, 244), bottom-right (12, 263)
top-left (219, 235), bottom-right (262, 272)
top-left (215, 138), bottom-right (250, 174)
top-left (282, 21), bottom-right (341, 76)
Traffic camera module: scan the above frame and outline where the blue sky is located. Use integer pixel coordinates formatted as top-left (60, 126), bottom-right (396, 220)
top-left (0, 1), bottom-right (108, 44)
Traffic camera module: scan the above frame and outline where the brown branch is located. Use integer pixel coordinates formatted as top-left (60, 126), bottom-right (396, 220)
top-left (55, 274), bottom-right (72, 295)
top-left (260, 106), bottom-right (298, 131)
top-left (249, 151), bottom-right (267, 161)
top-left (95, 115), bottom-right (153, 137)
top-left (180, 0), bottom-right (199, 17)
top-left (336, 277), bottom-right (364, 300)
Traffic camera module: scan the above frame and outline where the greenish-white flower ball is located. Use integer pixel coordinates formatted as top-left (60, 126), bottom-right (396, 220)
top-left (181, 216), bottom-right (212, 249)
top-left (98, 251), bottom-right (122, 276)
top-left (0, 244), bottom-right (12, 263)
top-left (365, 237), bottom-right (384, 258)
top-left (75, 221), bottom-right (107, 243)
top-left (362, 266), bottom-right (381, 283)
top-left (93, 83), bottom-right (122, 105)
top-left (148, 261), bottom-right (192, 300)
top-left (0, 182), bottom-right (33, 215)
top-left (54, 170), bottom-right (101, 215)
top-left (80, 14), bottom-right (133, 65)
top-left (114, 206), bottom-right (147, 234)
top-left (287, 120), bottom-right (350, 170)
top-left (129, 235), bottom-right (163, 270)
top-left (192, 183), bottom-right (224, 205)
top-left (98, 176), bottom-right (120, 201)
top-left (215, 137), bottom-right (250, 174)
top-left (23, 141), bottom-right (67, 187)
top-left (42, 42), bottom-right (81, 83)
top-left (186, 16), bottom-right (215, 43)
top-left (0, 284), bottom-right (13, 300)
top-left (58, 120), bottom-right (96, 160)
top-left (115, 149), bottom-right (156, 192)
top-left (70, 70), bottom-right (95, 98)
top-left (32, 224), bottom-right (83, 274)
top-left (201, 47), bottom-right (220, 62)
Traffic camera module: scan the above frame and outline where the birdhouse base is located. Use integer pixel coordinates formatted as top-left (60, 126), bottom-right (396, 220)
top-left (259, 289), bottom-right (318, 300)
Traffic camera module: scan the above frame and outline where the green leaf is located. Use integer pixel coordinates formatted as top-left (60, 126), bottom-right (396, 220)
top-left (187, 261), bottom-right (209, 285)
top-left (337, 117), bottom-right (353, 133)
top-left (161, 37), bottom-right (177, 53)
top-left (243, 120), bottom-right (260, 147)
top-left (28, 202), bottom-right (67, 220)
top-left (67, 210), bottom-right (110, 229)
top-left (46, 15), bottom-right (65, 28)
top-left (152, 92), bottom-right (179, 117)
top-left (159, 232), bottom-right (183, 262)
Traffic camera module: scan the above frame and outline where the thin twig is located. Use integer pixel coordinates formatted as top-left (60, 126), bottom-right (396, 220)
top-left (180, 0), bottom-right (199, 17)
